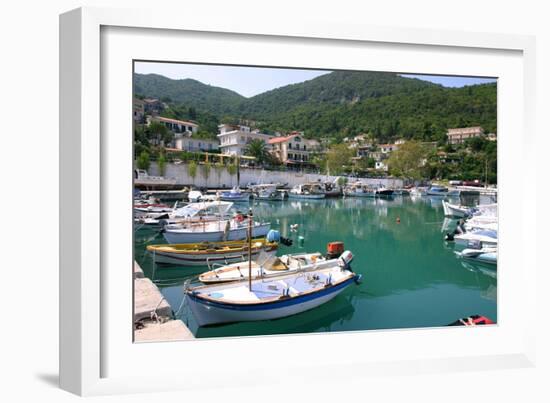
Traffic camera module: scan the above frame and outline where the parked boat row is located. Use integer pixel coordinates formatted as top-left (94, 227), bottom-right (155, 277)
top-left (444, 201), bottom-right (498, 266)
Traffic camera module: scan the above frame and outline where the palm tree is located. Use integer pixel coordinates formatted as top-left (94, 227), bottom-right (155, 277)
top-left (243, 139), bottom-right (270, 166)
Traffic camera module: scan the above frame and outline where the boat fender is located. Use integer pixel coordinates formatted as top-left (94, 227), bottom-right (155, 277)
top-left (354, 274), bottom-right (363, 285)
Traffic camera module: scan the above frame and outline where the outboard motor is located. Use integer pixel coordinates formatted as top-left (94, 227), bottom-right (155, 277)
top-left (338, 250), bottom-right (354, 271)
top-left (445, 233), bottom-right (455, 241)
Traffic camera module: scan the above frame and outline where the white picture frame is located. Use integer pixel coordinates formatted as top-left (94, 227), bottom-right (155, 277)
top-left (60, 7), bottom-right (537, 396)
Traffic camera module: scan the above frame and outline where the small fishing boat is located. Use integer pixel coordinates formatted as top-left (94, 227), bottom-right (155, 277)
top-left (162, 217), bottom-right (271, 244)
top-left (457, 246), bottom-right (497, 265)
top-left (219, 186), bottom-right (251, 202)
top-left (147, 238), bottom-right (278, 266)
top-left (185, 250), bottom-right (360, 326)
top-left (288, 183), bottom-right (325, 199)
top-left (252, 184), bottom-right (286, 201)
top-left (344, 183), bottom-right (377, 197)
top-left (426, 185), bottom-right (449, 196)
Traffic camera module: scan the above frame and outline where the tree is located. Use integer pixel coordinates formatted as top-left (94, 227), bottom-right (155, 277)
top-left (387, 141), bottom-right (428, 179)
top-left (188, 161), bottom-right (198, 184)
top-left (243, 139), bottom-right (270, 165)
top-left (136, 151), bottom-right (150, 171)
top-left (325, 143), bottom-right (355, 175)
top-left (157, 153), bottom-right (167, 176)
top-left (147, 121), bottom-right (169, 145)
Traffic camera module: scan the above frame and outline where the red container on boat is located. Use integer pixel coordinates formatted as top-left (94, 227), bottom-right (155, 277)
top-left (327, 241), bottom-right (345, 257)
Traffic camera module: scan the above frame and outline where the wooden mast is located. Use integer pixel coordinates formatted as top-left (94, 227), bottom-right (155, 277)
top-left (248, 208), bottom-right (253, 290)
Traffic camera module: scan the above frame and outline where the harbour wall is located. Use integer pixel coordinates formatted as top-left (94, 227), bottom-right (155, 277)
top-left (146, 162), bottom-right (404, 189)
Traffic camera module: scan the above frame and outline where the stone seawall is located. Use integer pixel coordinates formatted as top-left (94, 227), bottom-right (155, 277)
top-left (147, 162), bottom-right (403, 189)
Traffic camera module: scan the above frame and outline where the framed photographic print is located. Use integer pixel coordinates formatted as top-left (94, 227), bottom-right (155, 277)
top-left (60, 7), bottom-right (537, 396)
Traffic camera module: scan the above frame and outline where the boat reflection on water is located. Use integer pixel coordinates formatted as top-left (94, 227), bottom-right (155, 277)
top-left (460, 260), bottom-right (497, 302)
top-left (193, 294), bottom-right (356, 338)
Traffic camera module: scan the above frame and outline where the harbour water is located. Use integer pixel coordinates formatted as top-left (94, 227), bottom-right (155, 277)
top-left (134, 194), bottom-right (497, 338)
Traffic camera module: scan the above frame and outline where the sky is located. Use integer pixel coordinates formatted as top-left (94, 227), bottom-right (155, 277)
top-left (134, 62), bottom-right (496, 98)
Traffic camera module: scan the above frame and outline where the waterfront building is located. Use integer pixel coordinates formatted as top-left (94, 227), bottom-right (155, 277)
top-left (268, 132), bottom-right (321, 167)
top-left (446, 126), bottom-right (485, 144)
top-left (217, 124), bottom-right (272, 156)
top-left (153, 116), bottom-right (199, 135)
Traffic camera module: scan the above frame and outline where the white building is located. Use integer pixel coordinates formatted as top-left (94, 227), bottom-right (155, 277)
top-left (268, 133), bottom-right (321, 166)
top-left (217, 124), bottom-right (272, 156)
top-left (174, 134), bottom-right (219, 152)
top-left (153, 116), bottom-right (199, 134)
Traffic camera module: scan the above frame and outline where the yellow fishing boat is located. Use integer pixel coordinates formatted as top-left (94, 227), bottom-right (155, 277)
top-left (146, 238), bottom-right (278, 266)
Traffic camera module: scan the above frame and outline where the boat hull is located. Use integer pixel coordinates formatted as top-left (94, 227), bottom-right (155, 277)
top-left (162, 223), bottom-right (271, 244)
top-left (288, 193), bottom-right (325, 199)
top-left (187, 276), bottom-right (356, 326)
top-left (151, 247), bottom-right (277, 266)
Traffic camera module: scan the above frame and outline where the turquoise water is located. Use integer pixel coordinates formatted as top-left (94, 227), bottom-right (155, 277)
top-left (134, 194), bottom-right (497, 338)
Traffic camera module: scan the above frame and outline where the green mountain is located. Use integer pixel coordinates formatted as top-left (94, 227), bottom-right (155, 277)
top-left (134, 73), bottom-right (244, 115)
top-left (133, 71), bottom-right (496, 143)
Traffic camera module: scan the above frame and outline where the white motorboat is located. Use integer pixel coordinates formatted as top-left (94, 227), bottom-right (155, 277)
top-left (288, 183), bottom-right (325, 199)
top-left (135, 201), bottom-right (233, 228)
top-left (442, 200), bottom-right (472, 217)
top-left (457, 246), bottom-right (497, 265)
top-left (185, 250), bottom-right (360, 326)
top-left (162, 218), bottom-right (271, 244)
top-left (446, 229), bottom-right (498, 248)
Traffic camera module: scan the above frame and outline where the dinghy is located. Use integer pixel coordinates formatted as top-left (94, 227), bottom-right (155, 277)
top-left (185, 251), bottom-right (359, 326)
top-left (147, 238), bottom-right (278, 266)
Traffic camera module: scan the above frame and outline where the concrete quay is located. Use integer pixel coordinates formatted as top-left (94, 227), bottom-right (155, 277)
top-left (133, 261), bottom-right (195, 342)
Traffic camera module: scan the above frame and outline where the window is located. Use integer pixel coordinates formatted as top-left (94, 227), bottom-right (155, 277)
top-left (289, 143), bottom-right (292, 149)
